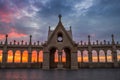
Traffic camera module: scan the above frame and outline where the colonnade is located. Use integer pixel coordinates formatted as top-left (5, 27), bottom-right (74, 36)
top-left (77, 49), bottom-right (120, 63)
top-left (0, 50), bottom-right (43, 63)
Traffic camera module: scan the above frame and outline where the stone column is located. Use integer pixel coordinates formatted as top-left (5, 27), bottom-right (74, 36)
top-left (13, 51), bottom-right (15, 63)
top-left (28, 50), bottom-right (32, 68)
top-left (37, 51), bottom-right (39, 63)
top-left (81, 51), bottom-right (83, 63)
top-left (42, 52), bottom-right (49, 69)
top-left (21, 51), bottom-right (23, 63)
top-left (2, 51), bottom-right (7, 68)
top-left (88, 51), bottom-right (92, 63)
top-left (112, 50), bottom-right (118, 67)
top-left (57, 52), bottom-right (63, 69)
top-left (71, 52), bottom-right (78, 69)
top-left (28, 53), bottom-right (31, 63)
top-left (105, 51), bottom-right (107, 63)
top-left (111, 34), bottom-right (118, 67)
top-left (88, 51), bottom-right (92, 68)
top-left (97, 51), bottom-right (99, 63)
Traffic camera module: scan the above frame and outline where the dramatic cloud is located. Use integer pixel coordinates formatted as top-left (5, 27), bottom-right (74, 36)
top-left (0, 0), bottom-right (120, 43)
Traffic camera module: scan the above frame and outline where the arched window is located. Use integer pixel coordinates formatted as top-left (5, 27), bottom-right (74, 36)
top-left (0, 50), bottom-right (3, 63)
top-left (92, 50), bottom-right (98, 62)
top-left (107, 50), bottom-right (112, 62)
top-left (22, 50), bottom-right (28, 63)
top-left (31, 50), bottom-right (37, 63)
top-left (7, 50), bottom-right (13, 63)
top-left (99, 50), bottom-right (105, 62)
top-left (62, 50), bottom-right (66, 62)
top-left (54, 50), bottom-right (58, 62)
top-left (57, 32), bottom-right (63, 42)
top-left (77, 50), bottom-right (81, 62)
top-left (83, 50), bottom-right (88, 62)
top-left (117, 50), bottom-right (120, 62)
top-left (39, 50), bottom-right (43, 62)
top-left (14, 50), bottom-right (21, 63)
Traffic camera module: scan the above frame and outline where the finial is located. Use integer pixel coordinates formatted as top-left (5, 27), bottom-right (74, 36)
top-left (58, 14), bottom-right (62, 21)
top-left (49, 26), bottom-right (50, 31)
top-left (88, 35), bottom-right (91, 45)
top-left (104, 40), bottom-right (106, 44)
top-left (111, 34), bottom-right (115, 44)
top-left (5, 34), bottom-right (8, 45)
top-left (37, 41), bottom-right (39, 45)
top-left (6, 34), bottom-right (8, 37)
top-left (96, 40), bottom-right (98, 45)
top-left (29, 35), bottom-right (32, 45)
top-left (70, 26), bottom-right (72, 31)
top-left (21, 40), bottom-right (24, 45)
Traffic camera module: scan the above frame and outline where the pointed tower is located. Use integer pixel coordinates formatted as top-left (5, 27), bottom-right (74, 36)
top-left (43, 15), bottom-right (78, 70)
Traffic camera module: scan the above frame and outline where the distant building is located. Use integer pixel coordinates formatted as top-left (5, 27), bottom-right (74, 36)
top-left (0, 15), bottom-right (120, 69)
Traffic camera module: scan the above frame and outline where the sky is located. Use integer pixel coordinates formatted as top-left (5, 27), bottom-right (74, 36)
top-left (0, 0), bottom-right (120, 44)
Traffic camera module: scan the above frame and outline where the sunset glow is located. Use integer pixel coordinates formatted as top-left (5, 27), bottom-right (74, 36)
top-left (31, 51), bottom-right (37, 62)
top-left (14, 50), bottom-right (21, 63)
top-left (0, 50), bottom-right (3, 62)
top-left (0, 49), bottom-right (120, 63)
top-left (22, 51), bottom-right (28, 63)
top-left (7, 50), bottom-right (13, 63)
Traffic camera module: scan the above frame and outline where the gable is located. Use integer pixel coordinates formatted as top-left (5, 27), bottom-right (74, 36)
top-left (46, 15), bottom-right (75, 47)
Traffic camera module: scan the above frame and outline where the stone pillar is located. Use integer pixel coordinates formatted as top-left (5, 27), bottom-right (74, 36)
top-left (88, 51), bottom-right (92, 63)
top-left (13, 51), bottom-right (15, 63)
top-left (88, 51), bottom-right (92, 68)
top-left (28, 53), bottom-right (31, 63)
top-left (71, 52), bottom-right (78, 69)
top-left (2, 52), bottom-right (7, 68)
top-left (111, 34), bottom-right (118, 67)
top-left (42, 52), bottom-right (49, 69)
top-left (28, 49), bottom-right (32, 68)
top-left (21, 51), bottom-right (23, 63)
top-left (105, 52), bottom-right (107, 63)
top-left (37, 51), bottom-right (39, 62)
top-left (57, 52), bottom-right (63, 69)
top-left (97, 51), bottom-right (99, 63)
top-left (112, 50), bottom-right (118, 67)
top-left (81, 51), bottom-right (83, 63)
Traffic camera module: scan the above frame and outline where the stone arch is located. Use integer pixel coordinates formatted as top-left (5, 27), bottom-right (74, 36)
top-left (31, 50), bottom-right (37, 63)
top-left (0, 50), bottom-right (3, 63)
top-left (83, 50), bottom-right (88, 62)
top-left (99, 50), bottom-right (105, 62)
top-left (22, 50), bottom-right (28, 63)
top-left (14, 50), bottom-right (21, 63)
top-left (62, 47), bottom-right (71, 68)
top-left (92, 50), bottom-right (98, 62)
top-left (7, 50), bottom-right (13, 63)
top-left (39, 50), bottom-right (43, 62)
top-left (117, 50), bottom-right (120, 62)
top-left (107, 50), bottom-right (112, 62)
top-left (77, 50), bottom-right (81, 62)
top-left (49, 47), bottom-right (58, 68)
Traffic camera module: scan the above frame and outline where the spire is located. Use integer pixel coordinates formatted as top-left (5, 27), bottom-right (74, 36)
top-left (29, 35), bottom-right (32, 45)
top-left (111, 34), bottom-right (115, 44)
top-left (48, 26), bottom-right (51, 32)
top-left (70, 26), bottom-right (72, 31)
top-left (88, 35), bottom-right (91, 45)
top-left (58, 14), bottom-right (62, 22)
top-left (5, 34), bottom-right (8, 45)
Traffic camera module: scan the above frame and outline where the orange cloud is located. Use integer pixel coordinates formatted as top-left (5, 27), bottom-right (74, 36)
top-left (8, 28), bottom-right (27, 38)
top-left (0, 28), bottom-right (27, 40)
top-left (0, 34), bottom-right (5, 40)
